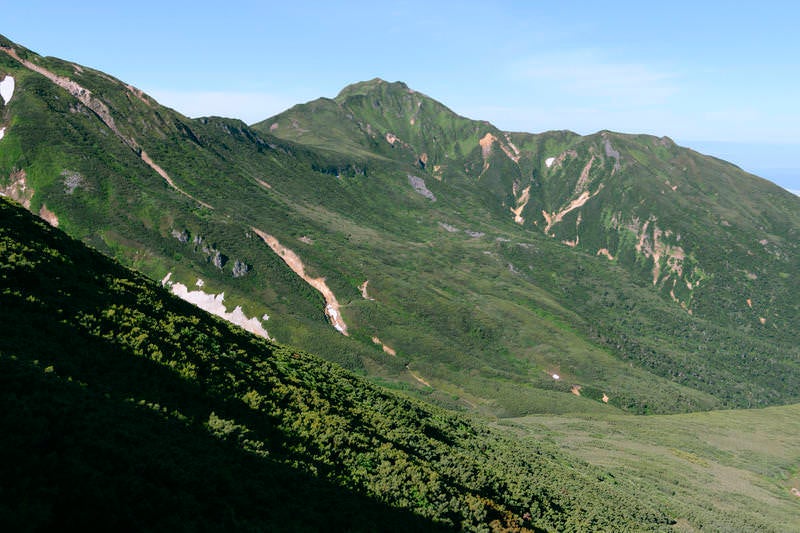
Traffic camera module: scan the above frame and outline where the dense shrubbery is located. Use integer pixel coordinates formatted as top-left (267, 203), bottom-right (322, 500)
top-left (0, 198), bottom-right (673, 530)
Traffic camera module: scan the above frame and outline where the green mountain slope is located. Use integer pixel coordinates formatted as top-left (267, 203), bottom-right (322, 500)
top-left (0, 196), bottom-right (677, 531)
top-left (504, 406), bottom-right (800, 531)
top-left (1, 37), bottom-right (798, 416)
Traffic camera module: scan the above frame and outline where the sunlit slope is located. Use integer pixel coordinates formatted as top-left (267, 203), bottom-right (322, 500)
top-left (2, 36), bottom-right (798, 415)
top-left (503, 405), bottom-right (800, 532)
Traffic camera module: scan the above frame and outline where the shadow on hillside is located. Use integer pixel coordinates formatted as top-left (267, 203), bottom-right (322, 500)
top-left (0, 352), bottom-right (450, 532)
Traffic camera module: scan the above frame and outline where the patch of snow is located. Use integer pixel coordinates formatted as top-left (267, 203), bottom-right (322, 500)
top-left (0, 127), bottom-right (4, 140)
top-left (552, 373), bottom-right (560, 380)
top-left (163, 273), bottom-right (271, 339)
top-left (327, 305), bottom-right (345, 333)
top-left (545, 157), bottom-right (555, 168)
top-left (195, 278), bottom-right (205, 288)
top-left (0, 75), bottom-right (14, 105)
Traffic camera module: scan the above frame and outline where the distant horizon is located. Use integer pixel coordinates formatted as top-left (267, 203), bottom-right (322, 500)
top-left (2, 1), bottom-right (799, 194)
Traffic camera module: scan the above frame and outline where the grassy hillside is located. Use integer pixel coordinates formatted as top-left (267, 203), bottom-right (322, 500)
top-left (0, 196), bottom-right (677, 531)
top-left (1, 37), bottom-right (798, 417)
top-left (502, 406), bottom-right (800, 532)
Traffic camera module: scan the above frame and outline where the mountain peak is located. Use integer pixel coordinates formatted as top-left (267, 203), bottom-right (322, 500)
top-left (334, 78), bottom-right (413, 102)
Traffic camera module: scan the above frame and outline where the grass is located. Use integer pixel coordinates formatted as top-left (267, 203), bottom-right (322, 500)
top-left (501, 405), bottom-right (800, 531)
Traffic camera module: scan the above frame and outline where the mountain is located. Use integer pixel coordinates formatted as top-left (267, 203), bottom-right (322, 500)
top-left (1, 36), bottom-right (799, 418)
top-left (2, 35), bottom-right (800, 532)
top-left (0, 194), bottom-right (677, 530)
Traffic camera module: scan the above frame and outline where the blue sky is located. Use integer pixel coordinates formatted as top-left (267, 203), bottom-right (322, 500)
top-left (3, 1), bottom-right (799, 193)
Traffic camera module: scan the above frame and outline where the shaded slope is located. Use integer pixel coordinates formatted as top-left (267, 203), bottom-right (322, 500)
top-left (0, 197), bottom-right (673, 531)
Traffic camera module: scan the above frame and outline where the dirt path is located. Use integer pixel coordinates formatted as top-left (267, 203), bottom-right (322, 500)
top-left (251, 227), bottom-right (349, 335)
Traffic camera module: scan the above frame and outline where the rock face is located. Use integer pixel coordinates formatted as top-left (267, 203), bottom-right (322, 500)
top-left (171, 228), bottom-right (190, 243)
top-left (232, 259), bottom-right (250, 278)
top-left (408, 174), bottom-right (436, 201)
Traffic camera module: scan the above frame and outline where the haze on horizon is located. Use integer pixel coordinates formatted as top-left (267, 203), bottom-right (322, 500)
top-left (2, 0), bottom-right (799, 193)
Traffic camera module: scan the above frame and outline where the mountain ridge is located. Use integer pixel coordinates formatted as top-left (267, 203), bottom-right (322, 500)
top-left (1, 34), bottom-right (798, 417)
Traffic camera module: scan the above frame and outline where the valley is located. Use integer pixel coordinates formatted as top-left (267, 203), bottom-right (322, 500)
top-left (1, 33), bottom-right (799, 530)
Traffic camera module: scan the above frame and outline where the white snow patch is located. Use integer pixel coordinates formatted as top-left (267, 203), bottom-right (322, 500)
top-left (551, 373), bottom-right (560, 380)
top-left (545, 157), bottom-right (555, 168)
top-left (0, 75), bottom-right (14, 105)
top-left (326, 305), bottom-right (345, 333)
top-left (0, 127), bottom-right (4, 141)
top-left (195, 278), bottom-right (205, 288)
top-left (162, 273), bottom-right (271, 339)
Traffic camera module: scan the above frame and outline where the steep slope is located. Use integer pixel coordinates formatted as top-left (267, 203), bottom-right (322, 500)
top-left (0, 196), bottom-right (675, 531)
top-left (2, 36), bottom-right (798, 415)
top-left (261, 78), bottom-right (800, 410)
top-left (261, 79), bottom-right (799, 334)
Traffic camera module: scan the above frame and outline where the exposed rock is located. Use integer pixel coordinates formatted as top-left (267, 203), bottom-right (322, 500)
top-left (62, 170), bottom-right (89, 195)
top-left (232, 259), bottom-right (251, 278)
top-left (603, 136), bottom-right (621, 173)
top-left (211, 250), bottom-right (227, 269)
top-left (171, 228), bottom-right (190, 243)
top-left (0, 169), bottom-right (32, 207)
top-left (408, 174), bottom-right (436, 201)
top-left (38, 204), bottom-right (58, 227)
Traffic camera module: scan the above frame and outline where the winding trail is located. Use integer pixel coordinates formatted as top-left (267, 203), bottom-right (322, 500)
top-left (251, 227), bottom-right (349, 335)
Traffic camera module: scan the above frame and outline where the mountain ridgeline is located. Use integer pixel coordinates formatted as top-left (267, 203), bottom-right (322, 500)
top-left (1, 35), bottom-right (799, 420)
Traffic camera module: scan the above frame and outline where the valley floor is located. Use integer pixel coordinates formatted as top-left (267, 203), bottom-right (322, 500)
top-left (499, 404), bottom-right (800, 531)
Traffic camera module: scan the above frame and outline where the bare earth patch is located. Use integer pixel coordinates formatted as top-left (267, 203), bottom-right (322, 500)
top-left (371, 336), bottom-right (396, 356)
top-left (0, 169), bottom-right (33, 207)
top-left (359, 280), bottom-right (374, 300)
top-left (38, 204), bottom-right (58, 227)
top-left (597, 248), bottom-right (614, 260)
top-left (510, 185), bottom-right (531, 224)
top-left (542, 184), bottom-right (603, 235)
top-left (251, 227), bottom-right (349, 335)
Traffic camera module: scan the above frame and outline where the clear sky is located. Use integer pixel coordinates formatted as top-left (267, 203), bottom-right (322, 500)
top-left (2, 1), bottom-right (799, 193)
